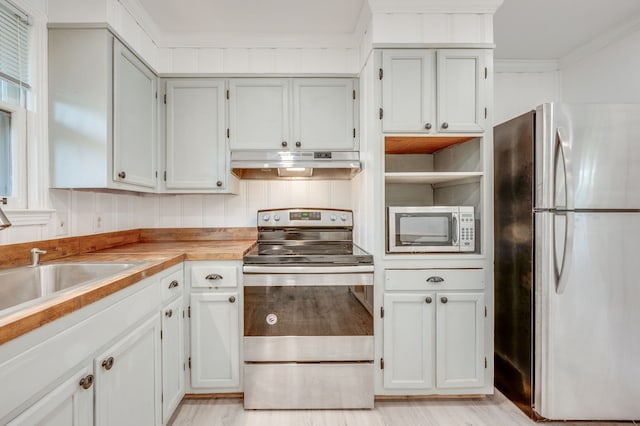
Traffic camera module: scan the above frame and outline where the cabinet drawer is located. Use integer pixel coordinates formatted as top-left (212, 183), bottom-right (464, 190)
top-left (191, 265), bottom-right (237, 289)
top-left (161, 269), bottom-right (183, 302)
top-left (385, 269), bottom-right (484, 291)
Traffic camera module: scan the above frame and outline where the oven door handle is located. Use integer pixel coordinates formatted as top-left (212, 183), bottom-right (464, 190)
top-left (242, 265), bottom-right (374, 274)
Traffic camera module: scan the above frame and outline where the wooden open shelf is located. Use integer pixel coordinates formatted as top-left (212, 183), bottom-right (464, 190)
top-left (385, 172), bottom-right (483, 185)
top-left (385, 136), bottom-right (476, 154)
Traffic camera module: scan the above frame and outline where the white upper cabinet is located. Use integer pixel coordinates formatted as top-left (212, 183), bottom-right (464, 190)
top-left (381, 49), bottom-right (487, 134)
top-left (228, 79), bottom-right (289, 151)
top-left (382, 50), bottom-right (436, 133)
top-left (229, 78), bottom-right (356, 151)
top-left (113, 41), bottom-right (157, 188)
top-left (48, 28), bottom-right (158, 192)
top-left (292, 79), bottom-right (356, 151)
top-left (164, 79), bottom-right (228, 191)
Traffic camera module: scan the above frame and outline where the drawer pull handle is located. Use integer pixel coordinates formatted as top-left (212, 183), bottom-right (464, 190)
top-left (168, 280), bottom-right (179, 289)
top-left (165, 309), bottom-right (173, 318)
top-left (102, 356), bottom-right (114, 371)
top-left (426, 276), bottom-right (444, 283)
top-left (206, 274), bottom-right (223, 281)
top-left (441, 296), bottom-right (448, 304)
top-left (79, 374), bottom-right (94, 390)
top-left (425, 297), bottom-right (433, 304)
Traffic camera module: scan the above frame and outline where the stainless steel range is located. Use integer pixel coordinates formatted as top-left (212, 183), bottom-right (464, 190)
top-left (243, 208), bottom-right (374, 409)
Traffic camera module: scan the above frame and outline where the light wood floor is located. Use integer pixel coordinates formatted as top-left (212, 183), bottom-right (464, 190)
top-left (169, 390), bottom-right (636, 426)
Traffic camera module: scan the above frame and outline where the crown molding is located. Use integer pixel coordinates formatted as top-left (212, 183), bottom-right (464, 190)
top-left (154, 32), bottom-right (361, 49)
top-left (495, 59), bottom-right (559, 73)
top-left (559, 15), bottom-right (640, 69)
top-left (116, 0), bottom-right (162, 45)
top-left (367, 0), bottom-right (504, 14)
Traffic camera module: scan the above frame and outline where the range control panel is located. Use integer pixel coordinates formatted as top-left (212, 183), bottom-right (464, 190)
top-left (257, 208), bottom-right (353, 227)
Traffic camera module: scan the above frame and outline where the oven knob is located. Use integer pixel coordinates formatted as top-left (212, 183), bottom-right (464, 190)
top-left (273, 215), bottom-right (280, 222)
top-left (262, 214), bottom-right (270, 222)
top-left (330, 214), bottom-right (337, 221)
top-left (340, 214), bottom-right (347, 222)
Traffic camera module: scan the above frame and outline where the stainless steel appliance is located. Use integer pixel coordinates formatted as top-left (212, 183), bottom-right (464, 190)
top-left (494, 103), bottom-right (640, 421)
top-left (387, 206), bottom-right (475, 253)
top-left (242, 208), bottom-right (374, 409)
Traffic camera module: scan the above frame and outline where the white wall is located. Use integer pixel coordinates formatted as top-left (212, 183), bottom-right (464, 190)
top-left (560, 24), bottom-right (640, 103)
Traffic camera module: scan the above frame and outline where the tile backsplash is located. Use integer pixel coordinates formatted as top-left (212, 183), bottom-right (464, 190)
top-left (0, 181), bottom-right (352, 245)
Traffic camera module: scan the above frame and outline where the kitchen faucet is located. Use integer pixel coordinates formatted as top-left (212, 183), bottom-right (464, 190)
top-left (30, 248), bottom-right (47, 267)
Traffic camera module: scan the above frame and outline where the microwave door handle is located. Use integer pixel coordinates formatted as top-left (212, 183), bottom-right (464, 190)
top-left (452, 214), bottom-right (458, 246)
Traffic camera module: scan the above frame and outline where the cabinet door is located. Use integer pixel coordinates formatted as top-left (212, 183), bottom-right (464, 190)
top-left (292, 79), bottom-right (355, 150)
top-left (228, 79), bottom-right (289, 150)
top-left (190, 292), bottom-right (240, 389)
top-left (436, 50), bottom-right (485, 133)
top-left (383, 293), bottom-right (435, 389)
top-left (436, 292), bottom-right (485, 388)
top-left (165, 79), bottom-right (227, 190)
top-left (381, 50), bottom-right (436, 133)
top-left (161, 298), bottom-right (185, 424)
top-left (113, 40), bottom-right (157, 188)
top-left (8, 366), bottom-right (93, 426)
top-left (94, 314), bottom-right (161, 426)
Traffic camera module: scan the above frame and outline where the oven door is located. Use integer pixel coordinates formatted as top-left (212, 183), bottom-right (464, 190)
top-left (243, 267), bottom-right (373, 362)
top-left (388, 207), bottom-right (460, 252)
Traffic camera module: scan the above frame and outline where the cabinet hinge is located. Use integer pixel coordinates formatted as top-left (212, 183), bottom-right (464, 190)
top-left (155, 171), bottom-right (158, 178)
top-left (160, 330), bottom-right (163, 340)
top-left (485, 357), bottom-right (488, 368)
top-left (379, 108), bottom-right (383, 120)
top-left (227, 128), bottom-right (230, 138)
top-left (183, 310), bottom-right (185, 318)
top-left (226, 89), bottom-right (229, 100)
top-left (155, 91), bottom-right (158, 99)
top-left (183, 362), bottom-right (186, 371)
top-left (163, 171), bottom-right (167, 181)
top-left (379, 68), bottom-right (383, 80)
top-left (163, 94), bottom-right (167, 104)
top-left (380, 358), bottom-right (384, 370)
top-left (188, 357), bottom-right (191, 369)
top-left (380, 306), bottom-right (384, 318)
top-left (188, 306), bottom-right (191, 318)
top-left (485, 67), bottom-right (488, 79)
top-left (484, 107), bottom-right (488, 119)
top-left (353, 128), bottom-right (356, 138)
top-left (485, 306), bottom-right (487, 317)
top-left (161, 393), bottom-right (163, 403)
top-left (352, 89), bottom-right (356, 100)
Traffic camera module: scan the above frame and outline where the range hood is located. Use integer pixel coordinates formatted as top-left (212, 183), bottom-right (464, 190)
top-left (231, 151), bottom-right (361, 180)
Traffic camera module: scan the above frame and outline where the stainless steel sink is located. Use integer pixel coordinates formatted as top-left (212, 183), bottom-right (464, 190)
top-left (0, 263), bottom-right (141, 313)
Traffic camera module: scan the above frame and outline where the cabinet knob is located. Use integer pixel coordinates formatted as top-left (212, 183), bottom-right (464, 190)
top-left (425, 296), bottom-right (433, 304)
top-left (216, 181), bottom-right (223, 187)
top-left (165, 309), bottom-right (173, 318)
top-left (229, 296), bottom-right (236, 303)
top-left (79, 374), bottom-right (94, 390)
top-left (118, 171), bottom-right (126, 179)
top-left (425, 123), bottom-right (432, 130)
top-left (281, 141), bottom-right (288, 147)
top-left (206, 274), bottom-right (223, 281)
top-left (440, 296), bottom-right (448, 304)
top-left (295, 141), bottom-right (301, 148)
top-left (441, 122), bottom-right (449, 129)
top-left (102, 356), bottom-right (114, 371)
top-left (168, 280), bottom-right (179, 289)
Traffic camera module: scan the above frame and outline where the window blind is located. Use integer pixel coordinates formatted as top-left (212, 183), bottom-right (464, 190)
top-left (0, 0), bottom-right (30, 88)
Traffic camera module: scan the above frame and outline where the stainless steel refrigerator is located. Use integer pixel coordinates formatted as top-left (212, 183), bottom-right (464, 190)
top-left (494, 103), bottom-right (640, 421)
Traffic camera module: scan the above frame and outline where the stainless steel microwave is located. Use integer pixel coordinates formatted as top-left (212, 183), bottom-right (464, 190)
top-left (387, 206), bottom-right (475, 253)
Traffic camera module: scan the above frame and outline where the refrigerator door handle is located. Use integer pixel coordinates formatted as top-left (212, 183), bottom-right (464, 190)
top-left (555, 128), bottom-right (574, 210)
top-left (555, 211), bottom-right (575, 294)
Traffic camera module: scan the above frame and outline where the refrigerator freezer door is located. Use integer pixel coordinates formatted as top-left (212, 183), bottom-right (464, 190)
top-left (535, 103), bottom-right (640, 210)
top-left (535, 211), bottom-right (640, 420)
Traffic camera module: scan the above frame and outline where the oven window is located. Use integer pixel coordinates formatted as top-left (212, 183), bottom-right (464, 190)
top-left (396, 213), bottom-right (452, 245)
top-left (244, 286), bottom-right (373, 337)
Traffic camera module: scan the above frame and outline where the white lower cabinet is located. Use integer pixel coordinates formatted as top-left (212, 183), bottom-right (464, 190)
top-left (94, 314), bottom-right (162, 426)
top-left (161, 296), bottom-right (185, 423)
top-left (8, 365), bottom-right (94, 426)
top-left (189, 292), bottom-right (240, 389)
top-left (383, 269), bottom-right (486, 393)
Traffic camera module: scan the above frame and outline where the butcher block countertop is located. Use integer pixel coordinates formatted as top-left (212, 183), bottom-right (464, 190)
top-left (0, 228), bottom-right (257, 345)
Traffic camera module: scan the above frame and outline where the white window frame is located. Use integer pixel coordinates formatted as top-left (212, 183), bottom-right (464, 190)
top-left (0, 99), bottom-right (27, 209)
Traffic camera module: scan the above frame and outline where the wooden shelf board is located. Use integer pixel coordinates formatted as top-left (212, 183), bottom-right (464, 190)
top-left (385, 172), bottom-right (483, 185)
top-left (385, 136), bottom-right (476, 154)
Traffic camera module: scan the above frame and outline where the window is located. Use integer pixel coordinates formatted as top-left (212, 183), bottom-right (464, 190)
top-left (0, 0), bottom-right (30, 207)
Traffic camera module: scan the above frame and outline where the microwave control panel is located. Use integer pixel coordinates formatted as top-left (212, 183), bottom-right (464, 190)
top-left (459, 209), bottom-right (475, 251)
